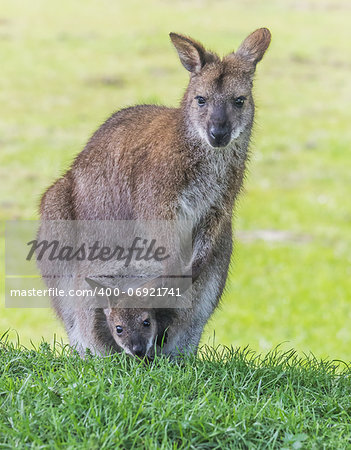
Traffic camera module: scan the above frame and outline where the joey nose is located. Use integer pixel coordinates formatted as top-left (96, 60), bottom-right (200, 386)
top-left (208, 124), bottom-right (231, 148)
top-left (132, 344), bottom-right (145, 358)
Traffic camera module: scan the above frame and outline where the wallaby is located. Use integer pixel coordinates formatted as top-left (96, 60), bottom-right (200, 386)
top-left (90, 305), bottom-right (159, 358)
top-left (39, 28), bottom-right (271, 357)
top-left (104, 307), bottom-right (157, 358)
top-left (85, 277), bottom-right (158, 358)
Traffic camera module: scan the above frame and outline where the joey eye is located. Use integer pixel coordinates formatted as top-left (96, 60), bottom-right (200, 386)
top-left (234, 96), bottom-right (246, 108)
top-left (116, 326), bottom-right (123, 334)
top-left (195, 96), bottom-right (206, 107)
top-left (143, 320), bottom-right (150, 327)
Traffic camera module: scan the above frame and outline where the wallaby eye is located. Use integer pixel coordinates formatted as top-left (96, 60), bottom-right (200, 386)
top-left (234, 96), bottom-right (246, 108)
top-left (116, 326), bottom-right (123, 334)
top-left (195, 96), bottom-right (206, 107)
top-left (143, 320), bottom-right (150, 327)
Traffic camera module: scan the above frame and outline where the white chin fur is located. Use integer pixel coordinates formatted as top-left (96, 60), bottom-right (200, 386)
top-left (198, 127), bottom-right (244, 149)
top-left (230, 127), bottom-right (243, 140)
top-left (146, 336), bottom-right (155, 355)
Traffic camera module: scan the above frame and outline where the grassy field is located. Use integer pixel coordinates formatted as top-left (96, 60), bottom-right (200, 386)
top-left (1, 337), bottom-right (351, 448)
top-left (1, 0), bottom-right (351, 360)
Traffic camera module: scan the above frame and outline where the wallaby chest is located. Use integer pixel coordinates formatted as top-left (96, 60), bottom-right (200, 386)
top-left (177, 145), bottom-right (243, 225)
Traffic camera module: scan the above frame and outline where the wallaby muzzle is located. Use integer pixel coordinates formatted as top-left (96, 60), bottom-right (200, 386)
top-left (207, 106), bottom-right (231, 147)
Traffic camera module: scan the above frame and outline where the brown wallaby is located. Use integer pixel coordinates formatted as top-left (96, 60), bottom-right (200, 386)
top-left (85, 277), bottom-right (158, 358)
top-left (39, 28), bottom-right (271, 357)
top-left (104, 307), bottom-right (157, 359)
top-left (91, 305), bottom-right (158, 358)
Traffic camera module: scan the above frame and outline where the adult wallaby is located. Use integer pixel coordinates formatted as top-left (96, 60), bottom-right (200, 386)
top-left (39, 28), bottom-right (271, 357)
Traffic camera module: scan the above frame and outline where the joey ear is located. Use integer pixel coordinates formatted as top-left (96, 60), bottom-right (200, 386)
top-left (103, 307), bottom-right (112, 317)
top-left (169, 32), bottom-right (217, 73)
top-left (236, 28), bottom-right (271, 67)
top-left (85, 277), bottom-right (112, 309)
top-left (85, 277), bottom-right (106, 291)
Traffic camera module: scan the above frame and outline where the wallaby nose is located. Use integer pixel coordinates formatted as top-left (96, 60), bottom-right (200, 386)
top-left (132, 344), bottom-right (145, 358)
top-left (208, 124), bottom-right (231, 147)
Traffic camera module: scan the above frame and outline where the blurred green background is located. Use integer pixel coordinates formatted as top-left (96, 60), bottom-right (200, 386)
top-left (1, 0), bottom-right (350, 359)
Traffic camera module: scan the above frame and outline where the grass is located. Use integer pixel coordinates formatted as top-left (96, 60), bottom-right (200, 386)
top-left (1, 336), bottom-right (351, 448)
top-left (1, 0), bottom-right (351, 360)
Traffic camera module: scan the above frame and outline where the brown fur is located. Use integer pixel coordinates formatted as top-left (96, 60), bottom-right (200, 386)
top-left (104, 308), bottom-right (157, 358)
top-left (39, 28), bottom-right (271, 357)
top-left (85, 277), bottom-right (158, 358)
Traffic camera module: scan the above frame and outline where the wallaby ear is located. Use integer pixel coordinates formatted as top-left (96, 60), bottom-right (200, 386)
top-left (236, 28), bottom-right (271, 67)
top-left (85, 277), bottom-right (112, 310)
top-left (169, 32), bottom-right (217, 73)
top-left (85, 276), bottom-right (106, 291)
